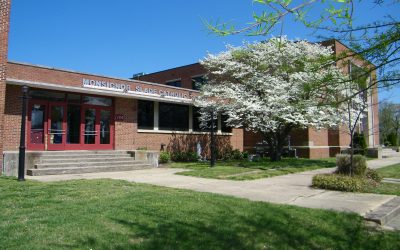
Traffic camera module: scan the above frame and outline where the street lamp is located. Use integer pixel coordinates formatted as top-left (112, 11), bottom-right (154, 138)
top-left (18, 85), bottom-right (29, 181)
top-left (210, 107), bottom-right (216, 167)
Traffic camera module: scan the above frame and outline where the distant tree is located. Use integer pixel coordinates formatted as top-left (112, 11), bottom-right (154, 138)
top-left (206, 0), bottom-right (400, 99)
top-left (379, 102), bottom-right (400, 146)
top-left (195, 38), bottom-right (363, 161)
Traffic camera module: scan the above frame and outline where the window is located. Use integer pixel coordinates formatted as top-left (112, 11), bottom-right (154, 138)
top-left (221, 114), bottom-right (233, 133)
top-left (138, 100), bottom-right (154, 129)
top-left (83, 96), bottom-right (112, 106)
top-left (191, 76), bottom-right (206, 90)
top-left (29, 90), bottom-right (65, 102)
top-left (159, 103), bottom-right (189, 131)
top-left (166, 80), bottom-right (182, 87)
top-left (192, 107), bottom-right (211, 132)
top-left (67, 94), bottom-right (81, 104)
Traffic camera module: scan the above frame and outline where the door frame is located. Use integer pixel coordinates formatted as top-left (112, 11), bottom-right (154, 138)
top-left (80, 104), bottom-right (114, 150)
top-left (47, 102), bottom-right (67, 151)
top-left (27, 100), bottom-right (48, 151)
top-left (26, 93), bottom-right (115, 151)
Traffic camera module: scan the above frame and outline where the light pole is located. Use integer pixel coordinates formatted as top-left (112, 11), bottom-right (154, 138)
top-left (18, 85), bottom-right (29, 181)
top-left (210, 107), bottom-right (216, 167)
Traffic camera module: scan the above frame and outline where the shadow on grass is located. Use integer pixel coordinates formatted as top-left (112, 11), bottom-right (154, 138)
top-left (1, 178), bottom-right (398, 250)
top-left (100, 203), bottom-right (398, 250)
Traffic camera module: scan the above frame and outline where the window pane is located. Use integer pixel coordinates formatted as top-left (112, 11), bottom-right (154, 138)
top-left (49, 106), bottom-right (64, 144)
top-left (29, 90), bottom-right (65, 102)
top-left (83, 96), bottom-right (112, 106)
top-left (221, 114), bottom-right (233, 133)
top-left (67, 105), bottom-right (81, 144)
top-left (192, 107), bottom-right (211, 132)
top-left (84, 109), bottom-right (96, 144)
top-left (191, 76), bottom-right (206, 90)
top-left (138, 100), bottom-right (154, 129)
top-left (159, 103), bottom-right (189, 131)
top-left (30, 104), bottom-right (45, 144)
top-left (100, 110), bottom-right (111, 144)
top-left (166, 80), bottom-right (181, 87)
top-left (67, 94), bottom-right (81, 104)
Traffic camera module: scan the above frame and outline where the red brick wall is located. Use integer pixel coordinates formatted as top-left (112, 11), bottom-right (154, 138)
top-left (308, 128), bottom-right (329, 146)
top-left (137, 63), bottom-right (206, 89)
top-left (114, 97), bottom-right (136, 150)
top-left (0, 0), bottom-right (11, 173)
top-left (3, 85), bottom-right (23, 151)
top-left (333, 40), bottom-right (380, 148)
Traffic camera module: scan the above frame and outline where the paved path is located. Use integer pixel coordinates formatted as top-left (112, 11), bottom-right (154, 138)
top-left (27, 156), bottom-right (400, 217)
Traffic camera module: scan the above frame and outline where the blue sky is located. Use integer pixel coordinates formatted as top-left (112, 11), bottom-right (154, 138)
top-left (7, 0), bottom-right (399, 102)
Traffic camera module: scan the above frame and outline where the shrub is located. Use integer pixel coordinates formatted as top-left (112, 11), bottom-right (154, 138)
top-left (336, 154), bottom-right (367, 176)
top-left (352, 132), bottom-right (368, 155)
top-left (159, 151), bottom-right (170, 164)
top-left (386, 132), bottom-right (398, 147)
top-left (312, 174), bottom-right (366, 192)
top-left (217, 147), bottom-right (246, 161)
top-left (232, 149), bottom-right (244, 160)
top-left (170, 151), bottom-right (199, 162)
top-left (365, 168), bottom-right (382, 183)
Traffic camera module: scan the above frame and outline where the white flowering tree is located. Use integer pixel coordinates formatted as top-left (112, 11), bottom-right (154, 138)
top-left (195, 38), bottom-right (364, 161)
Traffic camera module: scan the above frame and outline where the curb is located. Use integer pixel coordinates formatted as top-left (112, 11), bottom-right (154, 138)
top-left (365, 196), bottom-right (400, 225)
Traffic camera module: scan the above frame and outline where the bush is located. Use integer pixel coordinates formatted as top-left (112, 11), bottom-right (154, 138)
top-left (218, 147), bottom-right (246, 161)
top-left (312, 174), bottom-right (366, 192)
top-left (336, 154), bottom-right (367, 176)
top-left (365, 168), bottom-right (382, 183)
top-left (232, 149), bottom-right (244, 160)
top-left (352, 132), bottom-right (368, 155)
top-left (159, 151), bottom-right (171, 164)
top-left (386, 132), bottom-right (398, 147)
top-left (170, 151), bottom-right (199, 162)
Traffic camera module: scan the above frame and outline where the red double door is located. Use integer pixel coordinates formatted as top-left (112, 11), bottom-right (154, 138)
top-left (27, 101), bottom-right (114, 150)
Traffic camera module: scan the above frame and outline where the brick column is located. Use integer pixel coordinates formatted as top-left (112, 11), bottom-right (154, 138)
top-left (0, 0), bottom-right (11, 174)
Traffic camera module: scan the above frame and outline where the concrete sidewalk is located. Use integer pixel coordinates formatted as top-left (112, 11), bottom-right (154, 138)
top-left (27, 156), bottom-right (400, 217)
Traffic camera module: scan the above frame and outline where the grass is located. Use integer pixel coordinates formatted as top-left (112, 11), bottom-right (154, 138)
top-left (376, 163), bottom-right (400, 179)
top-left (167, 158), bottom-right (336, 180)
top-left (364, 164), bottom-right (400, 196)
top-left (364, 182), bottom-right (400, 196)
top-left (0, 177), bottom-right (399, 249)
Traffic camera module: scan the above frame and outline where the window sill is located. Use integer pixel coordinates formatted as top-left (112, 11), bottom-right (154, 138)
top-left (137, 129), bottom-right (233, 136)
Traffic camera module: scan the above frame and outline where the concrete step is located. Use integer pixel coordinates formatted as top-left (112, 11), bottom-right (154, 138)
top-left (382, 153), bottom-right (400, 158)
top-left (39, 154), bottom-right (132, 160)
top-left (30, 150), bottom-right (130, 156)
top-left (40, 156), bottom-right (136, 164)
top-left (365, 196), bottom-right (400, 225)
top-left (27, 164), bottom-right (152, 176)
top-left (384, 213), bottom-right (400, 230)
top-left (34, 160), bottom-right (146, 169)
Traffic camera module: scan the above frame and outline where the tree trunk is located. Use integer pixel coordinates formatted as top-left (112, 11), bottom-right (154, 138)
top-left (264, 125), bottom-right (292, 162)
top-left (270, 144), bottom-right (283, 161)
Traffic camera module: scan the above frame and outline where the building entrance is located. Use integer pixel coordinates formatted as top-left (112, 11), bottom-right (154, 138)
top-left (27, 90), bottom-right (114, 151)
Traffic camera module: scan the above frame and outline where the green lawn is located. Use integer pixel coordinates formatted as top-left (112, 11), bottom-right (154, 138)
top-left (167, 158), bottom-right (336, 180)
top-left (364, 182), bottom-right (400, 196)
top-left (365, 164), bottom-right (400, 196)
top-left (376, 164), bottom-right (400, 179)
top-left (0, 177), bottom-right (399, 249)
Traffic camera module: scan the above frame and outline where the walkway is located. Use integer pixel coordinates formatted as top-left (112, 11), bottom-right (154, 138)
top-left (28, 156), bottom-right (400, 217)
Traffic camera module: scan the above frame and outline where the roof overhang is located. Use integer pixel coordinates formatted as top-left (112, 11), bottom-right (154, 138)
top-left (6, 78), bottom-right (194, 105)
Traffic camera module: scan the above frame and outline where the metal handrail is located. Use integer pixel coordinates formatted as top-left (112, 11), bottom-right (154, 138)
top-left (84, 130), bottom-right (98, 135)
